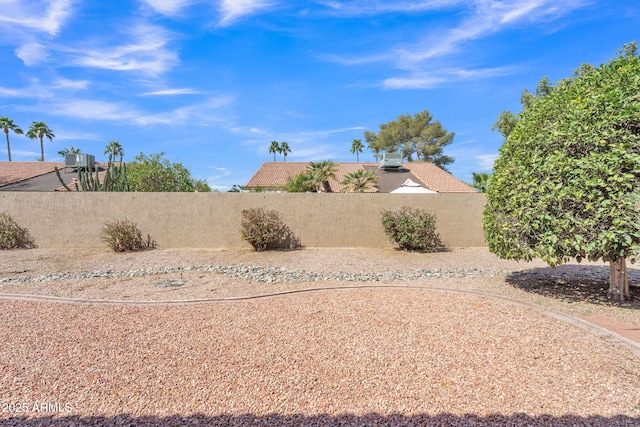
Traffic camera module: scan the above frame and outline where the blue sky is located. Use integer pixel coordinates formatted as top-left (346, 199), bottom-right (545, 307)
top-left (0, 0), bottom-right (638, 190)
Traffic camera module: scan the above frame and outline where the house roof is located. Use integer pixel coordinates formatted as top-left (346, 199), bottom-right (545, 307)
top-left (245, 161), bottom-right (477, 193)
top-left (0, 162), bottom-right (107, 191)
top-left (0, 162), bottom-right (64, 187)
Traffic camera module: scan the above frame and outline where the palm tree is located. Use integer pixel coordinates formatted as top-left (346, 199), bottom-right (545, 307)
top-left (268, 140), bottom-right (280, 161)
top-left (341, 169), bottom-right (379, 192)
top-left (350, 138), bottom-right (364, 162)
top-left (58, 146), bottom-right (81, 158)
top-left (26, 121), bottom-right (54, 162)
top-left (104, 140), bottom-right (124, 159)
top-left (307, 160), bottom-right (337, 192)
top-left (0, 117), bottom-right (23, 162)
top-left (280, 141), bottom-right (291, 162)
top-left (470, 172), bottom-right (491, 192)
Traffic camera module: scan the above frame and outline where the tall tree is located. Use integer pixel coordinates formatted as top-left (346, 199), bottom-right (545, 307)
top-left (366, 110), bottom-right (455, 169)
top-left (484, 42), bottom-right (640, 303)
top-left (280, 141), bottom-right (291, 162)
top-left (0, 117), bottom-right (23, 162)
top-left (350, 138), bottom-right (364, 162)
top-left (26, 121), bottom-right (54, 162)
top-left (268, 140), bottom-right (280, 161)
top-left (340, 169), bottom-right (378, 193)
top-left (364, 131), bottom-right (381, 162)
top-left (104, 140), bottom-right (124, 159)
top-left (470, 172), bottom-right (491, 193)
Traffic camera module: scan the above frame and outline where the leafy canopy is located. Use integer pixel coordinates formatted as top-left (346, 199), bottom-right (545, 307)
top-left (127, 152), bottom-right (211, 192)
top-left (484, 44), bottom-right (640, 267)
top-left (366, 110), bottom-right (455, 169)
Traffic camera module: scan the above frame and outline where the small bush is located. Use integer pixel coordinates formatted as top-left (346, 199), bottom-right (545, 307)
top-left (101, 219), bottom-right (155, 252)
top-left (381, 206), bottom-right (444, 251)
top-left (240, 208), bottom-right (297, 251)
top-left (0, 213), bottom-right (36, 249)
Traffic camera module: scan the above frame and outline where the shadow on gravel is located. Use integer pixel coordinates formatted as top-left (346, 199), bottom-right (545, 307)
top-left (3, 413), bottom-right (640, 426)
top-left (506, 265), bottom-right (640, 308)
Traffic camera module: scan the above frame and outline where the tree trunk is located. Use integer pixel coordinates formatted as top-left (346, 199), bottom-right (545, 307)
top-left (5, 132), bottom-right (11, 162)
top-left (609, 258), bottom-right (631, 303)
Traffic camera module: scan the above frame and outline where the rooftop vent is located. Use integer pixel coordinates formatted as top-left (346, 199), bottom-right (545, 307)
top-left (379, 152), bottom-right (402, 170)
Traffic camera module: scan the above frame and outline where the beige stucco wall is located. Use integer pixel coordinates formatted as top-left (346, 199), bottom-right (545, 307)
top-left (0, 192), bottom-right (487, 249)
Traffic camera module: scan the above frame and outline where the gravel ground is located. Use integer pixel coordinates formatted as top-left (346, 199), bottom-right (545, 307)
top-left (1, 247), bottom-right (639, 426)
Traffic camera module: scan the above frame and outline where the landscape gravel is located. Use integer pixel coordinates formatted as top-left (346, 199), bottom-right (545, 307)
top-left (1, 247), bottom-right (639, 426)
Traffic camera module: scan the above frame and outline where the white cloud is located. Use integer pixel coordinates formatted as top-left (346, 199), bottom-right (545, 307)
top-left (383, 66), bottom-right (515, 89)
top-left (53, 78), bottom-right (90, 90)
top-left (329, 0), bottom-right (589, 88)
top-left (218, 0), bottom-right (275, 26)
top-left (15, 42), bottom-right (50, 66)
top-left (142, 0), bottom-right (192, 16)
top-left (319, 0), bottom-right (465, 15)
top-left (47, 95), bottom-right (234, 126)
top-left (0, 0), bottom-right (73, 35)
top-left (475, 153), bottom-right (498, 170)
top-left (69, 24), bottom-right (178, 76)
top-left (140, 88), bottom-right (200, 96)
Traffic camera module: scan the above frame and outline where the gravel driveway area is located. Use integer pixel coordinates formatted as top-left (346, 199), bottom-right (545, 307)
top-left (1, 247), bottom-right (639, 426)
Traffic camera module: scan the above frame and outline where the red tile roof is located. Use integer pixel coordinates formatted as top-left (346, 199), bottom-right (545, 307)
top-left (245, 161), bottom-right (476, 193)
top-left (402, 162), bottom-right (477, 193)
top-left (0, 161), bottom-right (109, 191)
top-left (0, 162), bottom-right (63, 187)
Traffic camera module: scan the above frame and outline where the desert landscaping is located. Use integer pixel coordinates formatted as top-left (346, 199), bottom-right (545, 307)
top-left (1, 246), bottom-right (639, 426)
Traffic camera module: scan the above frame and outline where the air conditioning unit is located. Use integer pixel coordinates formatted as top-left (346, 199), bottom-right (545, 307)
top-left (64, 154), bottom-right (95, 170)
top-left (379, 152), bottom-right (402, 169)
top-left (76, 154), bottom-right (95, 169)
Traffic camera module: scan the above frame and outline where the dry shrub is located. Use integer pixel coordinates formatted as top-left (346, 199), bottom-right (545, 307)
top-left (0, 213), bottom-right (36, 249)
top-left (101, 219), bottom-right (155, 252)
top-left (381, 206), bottom-right (444, 251)
top-left (240, 208), bottom-right (299, 251)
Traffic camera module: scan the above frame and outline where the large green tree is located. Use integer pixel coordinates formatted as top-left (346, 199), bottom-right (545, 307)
top-left (127, 152), bottom-right (211, 192)
top-left (26, 121), bottom-right (54, 162)
top-left (484, 43), bottom-right (640, 303)
top-left (366, 110), bottom-right (455, 169)
top-left (0, 117), bottom-right (23, 162)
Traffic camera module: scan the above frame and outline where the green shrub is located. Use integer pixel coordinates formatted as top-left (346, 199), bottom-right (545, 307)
top-left (240, 208), bottom-right (297, 251)
top-left (0, 213), bottom-right (36, 249)
top-left (381, 206), bottom-right (444, 251)
top-left (101, 219), bottom-right (155, 252)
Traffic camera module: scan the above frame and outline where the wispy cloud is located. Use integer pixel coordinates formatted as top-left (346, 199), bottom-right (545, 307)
top-left (0, 0), bottom-right (74, 35)
top-left (475, 153), bottom-right (498, 170)
top-left (46, 95), bottom-right (234, 126)
top-left (67, 23), bottom-right (178, 76)
top-left (326, 0), bottom-right (589, 88)
top-left (383, 66), bottom-right (515, 89)
top-left (400, 0), bottom-right (589, 63)
top-left (142, 0), bottom-right (193, 16)
top-left (140, 88), bottom-right (201, 96)
top-left (53, 78), bottom-right (90, 90)
top-left (15, 42), bottom-right (50, 66)
top-left (318, 0), bottom-right (465, 16)
top-left (218, 0), bottom-right (275, 26)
